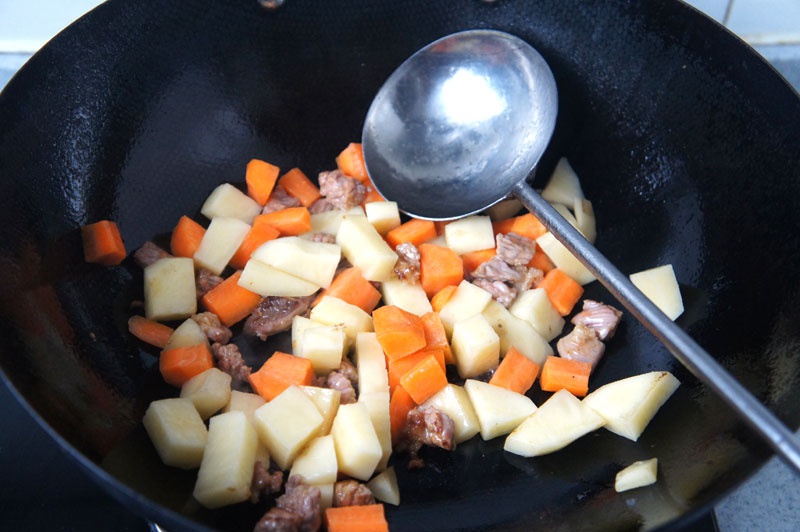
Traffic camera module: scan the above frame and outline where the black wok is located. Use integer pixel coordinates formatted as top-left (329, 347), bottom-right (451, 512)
top-left (1, 0), bottom-right (799, 530)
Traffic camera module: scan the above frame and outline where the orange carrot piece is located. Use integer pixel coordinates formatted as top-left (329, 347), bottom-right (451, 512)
top-left (489, 347), bottom-right (540, 394)
top-left (278, 168), bottom-right (322, 207)
top-left (201, 271), bottom-right (262, 327)
top-left (430, 285), bottom-right (458, 313)
top-left (385, 218), bottom-right (437, 249)
top-left (419, 243), bottom-right (464, 298)
top-left (159, 343), bottom-right (214, 387)
top-left (528, 243), bottom-right (555, 273)
top-left (128, 315), bottom-right (174, 349)
top-left (246, 159), bottom-right (280, 206)
top-left (248, 351), bottom-right (314, 401)
top-left (229, 223), bottom-right (281, 270)
top-left (81, 220), bottom-right (126, 265)
top-left (170, 215), bottom-right (206, 258)
top-left (460, 247), bottom-right (497, 274)
top-left (325, 503), bottom-right (389, 532)
top-left (538, 268), bottom-right (584, 316)
top-left (335, 142), bottom-right (369, 182)
top-left (539, 355), bottom-right (591, 397)
top-left (254, 207), bottom-right (312, 236)
top-left (493, 212), bottom-right (547, 240)
top-left (387, 347), bottom-right (445, 394)
top-left (389, 384), bottom-right (416, 444)
top-left (373, 305), bottom-right (427, 361)
top-left (313, 266), bottom-right (381, 313)
top-left (400, 353), bottom-right (448, 404)
top-left (420, 312), bottom-right (454, 365)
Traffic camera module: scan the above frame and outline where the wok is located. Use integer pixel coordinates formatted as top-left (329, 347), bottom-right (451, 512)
top-left (1, 0), bottom-right (799, 530)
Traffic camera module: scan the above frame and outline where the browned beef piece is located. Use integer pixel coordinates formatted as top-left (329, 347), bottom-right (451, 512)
top-left (211, 342), bottom-right (252, 388)
top-left (196, 268), bottom-right (224, 299)
top-left (263, 185), bottom-right (301, 213)
top-left (556, 323), bottom-right (606, 368)
top-left (393, 242), bottom-right (420, 282)
top-left (308, 198), bottom-right (336, 214)
top-left (244, 295), bottom-right (315, 341)
top-left (333, 480), bottom-right (375, 507)
top-left (471, 255), bottom-right (523, 284)
top-left (251, 461), bottom-right (285, 503)
top-left (318, 169), bottom-right (366, 210)
top-left (325, 359), bottom-right (357, 404)
top-left (192, 312), bottom-right (233, 344)
top-left (519, 266), bottom-right (544, 291)
top-left (571, 300), bottom-right (623, 341)
top-left (275, 476), bottom-right (322, 532)
top-left (133, 241), bottom-right (172, 268)
top-left (402, 405), bottom-right (456, 454)
top-left (336, 358), bottom-right (358, 387)
top-left (472, 278), bottom-right (518, 307)
top-left (496, 232), bottom-right (536, 266)
top-left (253, 507), bottom-right (302, 532)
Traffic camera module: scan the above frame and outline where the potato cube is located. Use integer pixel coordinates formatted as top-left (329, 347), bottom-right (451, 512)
top-left (336, 214), bottom-right (398, 281)
top-left (309, 206), bottom-right (365, 236)
top-left (464, 379), bottom-right (536, 440)
top-left (574, 198), bottom-right (597, 244)
top-left (365, 201), bottom-right (402, 235)
top-left (536, 232), bottom-right (595, 285)
top-left (615, 458), bottom-right (658, 492)
top-left (289, 435), bottom-right (338, 486)
top-left (540, 158), bottom-right (584, 207)
top-left (422, 384), bottom-right (480, 443)
top-left (193, 216), bottom-right (251, 275)
top-left (310, 295), bottom-right (374, 345)
top-left (239, 258), bottom-right (319, 297)
top-left (451, 313), bottom-right (500, 379)
top-left (223, 390), bottom-right (266, 425)
top-left (629, 264), bottom-right (684, 321)
top-left (164, 318), bottom-right (209, 351)
top-left (444, 215), bottom-right (495, 255)
top-left (291, 315), bottom-right (317, 357)
top-left (438, 280), bottom-right (493, 336)
top-left (380, 277), bottom-right (433, 316)
top-left (200, 183), bottom-right (262, 224)
top-left (508, 288), bottom-right (564, 342)
top-left (359, 391), bottom-right (392, 470)
top-left (299, 325), bottom-right (346, 374)
top-left (251, 236), bottom-right (341, 289)
top-left (142, 397), bottom-right (207, 469)
top-left (367, 467), bottom-right (400, 506)
top-left (355, 332), bottom-right (389, 396)
top-left (482, 300), bottom-right (552, 365)
top-left (301, 385), bottom-right (341, 436)
top-left (180, 367), bottom-right (232, 419)
top-left (144, 257), bottom-right (197, 321)
top-left (331, 402), bottom-right (383, 481)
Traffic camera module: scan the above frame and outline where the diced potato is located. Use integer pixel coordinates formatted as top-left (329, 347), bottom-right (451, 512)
top-left (551, 202), bottom-right (580, 229)
top-left (540, 158), bottom-right (585, 207)
top-left (574, 198), bottom-right (597, 244)
top-left (367, 467), bottom-right (400, 506)
top-left (583, 371), bottom-right (680, 441)
top-left (336, 214), bottom-right (398, 281)
top-left (317, 483), bottom-right (335, 510)
top-left (144, 257), bottom-right (197, 321)
top-left (289, 435), bottom-right (338, 486)
top-left (193, 217), bottom-right (251, 275)
top-left (438, 280), bottom-right (493, 336)
top-left (253, 385), bottom-right (325, 470)
top-left (251, 236), bottom-right (341, 289)
top-left (180, 367), bottom-right (232, 419)
top-left (299, 324), bottom-right (346, 374)
top-left (508, 288), bottom-right (565, 342)
top-left (301, 385), bottom-right (341, 436)
top-left (254, 441), bottom-right (270, 468)
top-left (486, 197), bottom-right (523, 220)
top-left (142, 397), bottom-right (208, 469)
top-left (309, 206), bottom-right (365, 236)
top-left (223, 390), bottom-right (265, 425)
top-left (422, 383), bottom-right (480, 443)
top-left (365, 201), bottom-right (402, 235)
top-left (310, 295), bottom-right (374, 346)
top-left (451, 313), bottom-right (500, 379)
top-left (481, 300), bottom-right (552, 365)
top-left (291, 315), bottom-right (317, 357)
top-left (359, 391), bottom-right (392, 470)
top-left (536, 232), bottom-right (596, 285)
top-left (239, 259), bottom-right (319, 297)
top-left (504, 389), bottom-right (605, 457)
top-left (629, 264), bottom-right (684, 321)
top-left (193, 411), bottom-right (258, 509)
top-left (200, 183), bottom-right (262, 224)
top-left (615, 458), bottom-right (658, 492)
top-left (331, 402), bottom-right (383, 481)
top-left (380, 277), bottom-right (433, 316)
top-left (164, 318), bottom-right (209, 351)
top-left (355, 332), bottom-right (390, 396)
top-left (464, 379), bottom-right (536, 440)
top-left (444, 215), bottom-right (495, 255)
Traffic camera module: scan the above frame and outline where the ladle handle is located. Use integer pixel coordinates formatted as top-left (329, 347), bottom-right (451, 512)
top-left (513, 180), bottom-right (800, 475)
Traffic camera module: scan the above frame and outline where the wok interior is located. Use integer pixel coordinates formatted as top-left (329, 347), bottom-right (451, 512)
top-left (1, 0), bottom-right (799, 530)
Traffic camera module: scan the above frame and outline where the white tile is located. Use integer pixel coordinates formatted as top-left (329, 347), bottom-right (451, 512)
top-left (726, 0), bottom-right (800, 44)
top-left (681, 0), bottom-right (731, 23)
top-left (0, 1), bottom-right (105, 52)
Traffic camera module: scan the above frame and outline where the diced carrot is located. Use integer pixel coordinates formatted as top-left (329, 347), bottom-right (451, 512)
top-left (385, 218), bottom-right (437, 249)
top-left (254, 207), bottom-right (312, 236)
top-left (373, 305), bottom-right (427, 361)
top-left (529, 243), bottom-right (555, 273)
top-left (400, 353), bottom-right (448, 404)
top-left (489, 347), bottom-right (540, 394)
top-left (419, 243), bottom-right (464, 298)
top-left (420, 312), bottom-right (453, 365)
top-left (313, 266), bottom-right (381, 314)
top-left (538, 268), bottom-right (584, 316)
top-left (389, 384), bottom-right (416, 444)
top-left (335, 142), bottom-right (369, 183)
top-left (128, 315), bottom-right (174, 349)
top-left (325, 503), bottom-right (389, 532)
top-left (460, 247), bottom-right (497, 274)
top-left (278, 168), bottom-right (322, 207)
top-left (430, 285), bottom-right (458, 313)
top-left (201, 271), bottom-right (262, 327)
top-left (493, 212), bottom-right (547, 240)
top-left (81, 220), bottom-right (126, 265)
top-left (170, 215), bottom-right (206, 258)
top-left (248, 351), bottom-right (314, 401)
top-left (229, 223), bottom-right (281, 270)
top-left (387, 347), bottom-right (445, 394)
top-left (539, 355), bottom-right (592, 397)
top-left (159, 343), bottom-right (214, 387)
top-left (246, 159), bottom-right (280, 206)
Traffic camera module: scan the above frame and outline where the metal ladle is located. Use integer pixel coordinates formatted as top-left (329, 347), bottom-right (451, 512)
top-left (362, 29), bottom-right (800, 473)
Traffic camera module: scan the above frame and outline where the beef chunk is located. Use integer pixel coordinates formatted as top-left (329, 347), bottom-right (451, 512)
top-left (308, 198), bottom-right (336, 214)
top-left (556, 323), bottom-right (606, 368)
top-left (318, 169), bottom-right (366, 210)
top-left (275, 476), bottom-right (322, 532)
top-left (263, 185), bottom-right (301, 213)
top-left (133, 241), bottom-right (172, 268)
top-left (571, 300), bottom-right (623, 341)
top-left (192, 312), bottom-right (233, 344)
top-left (244, 295), bottom-right (315, 341)
top-left (196, 268), bottom-right (224, 299)
top-left (333, 480), bottom-right (375, 507)
top-left (253, 508), bottom-right (302, 532)
top-left (211, 342), bottom-right (252, 388)
top-left (495, 232), bottom-right (536, 266)
top-left (397, 405), bottom-right (456, 468)
top-left (393, 242), bottom-right (420, 282)
top-left (471, 278), bottom-right (518, 308)
top-left (251, 461), bottom-right (284, 503)
top-left (326, 371), bottom-right (357, 404)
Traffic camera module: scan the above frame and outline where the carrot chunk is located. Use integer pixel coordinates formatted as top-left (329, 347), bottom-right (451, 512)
top-left (81, 220), bottom-right (126, 265)
top-left (313, 266), bottom-right (382, 314)
top-left (201, 271), bottom-right (262, 327)
top-left (539, 355), bottom-right (592, 397)
top-left (254, 207), bottom-right (312, 236)
top-left (325, 503), bottom-right (389, 532)
top-left (389, 384), bottom-right (416, 444)
top-left (528, 243), bottom-right (555, 273)
top-left (170, 215), bottom-right (206, 258)
top-left (400, 353), bottom-right (448, 404)
top-left (493, 212), bottom-right (547, 240)
top-left (538, 268), bottom-right (584, 316)
top-left (278, 168), bottom-right (322, 207)
top-left (128, 315), bottom-right (174, 349)
top-left (419, 243), bottom-right (464, 298)
top-left (430, 285), bottom-right (458, 313)
top-left (385, 218), bottom-right (437, 249)
top-left (489, 347), bottom-right (540, 394)
top-left (373, 305), bottom-right (427, 361)
top-left (460, 247), bottom-right (496, 274)
top-left (420, 312), bottom-right (453, 365)
top-left (248, 351), bottom-right (314, 401)
top-left (387, 347), bottom-right (445, 394)
top-left (229, 223), bottom-right (281, 270)
top-left (159, 344), bottom-right (214, 387)
top-left (246, 158), bottom-right (280, 206)
top-left (335, 142), bottom-right (369, 182)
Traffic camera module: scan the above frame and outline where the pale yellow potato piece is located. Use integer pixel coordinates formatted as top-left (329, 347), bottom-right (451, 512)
top-left (180, 367), bottom-right (232, 419)
top-left (200, 183), bottom-right (262, 224)
top-left (299, 324), bottom-right (346, 374)
top-left (142, 398), bottom-right (207, 469)
top-left (144, 257), bottom-right (197, 321)
top-left (536, 232), bottom-right (596, 285)
top-left (289, 435), bottom-right (338, 486)
top-left (193, 216), bottom-right (251, 275)
top-left (331, 402), bottom-right (383, 481)
top-left (422, 383), bottom-right (480, 443)
top-left (164, 318), bottom-right (208, 351)
top-left (451, 313), bottom-right (500, 379)
top-left (540, 158), bottom-right (584, 207)
top-left (239, 259), bottom-right (320, 297)
top-left (380, 277), bottom-right (433, 316)
top-left (309, 295), bottom-right (374, 346)
top-left (355, 332), bottom-right (389, 396)
top-left (444, 215), bottom-right (495, 255)
top-left (615, 458), bottom-right (658, 492)
top-left (359, 391), bottom-right (392, 471)
top-left (629, 264), bottom-right (684, 321)
top-left (367, 467), bottom-right (401, 506)
top-left (308, 206), bottom-right (365, 236)
top-left (336, 214), bottom-right (398, 281)
top-left (251, 236), bottom-right (341, 289)
top-left (464, 379), bottom-right (536, 440)
top-left (365, 201), bottom-right (402, 235)
top-left (438, 280), bottom-right (493, 336)
top-left (223, 390), bottom-right (265, 426)
top-left (300, 385), bottom-right (341, 436)
top-left (508, 287), bottom-right (565, 342)
top-left (482, 300), bottom-right (552, 365)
